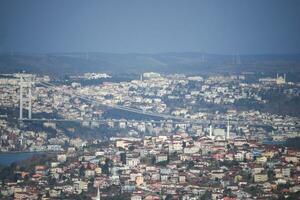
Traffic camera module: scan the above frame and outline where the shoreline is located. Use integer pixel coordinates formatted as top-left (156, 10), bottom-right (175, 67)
top-left (0, 151), bottom-right (60, 154)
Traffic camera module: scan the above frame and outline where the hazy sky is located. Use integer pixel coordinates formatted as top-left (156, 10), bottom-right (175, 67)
top-left (0, 0), bottom-right (300, 54)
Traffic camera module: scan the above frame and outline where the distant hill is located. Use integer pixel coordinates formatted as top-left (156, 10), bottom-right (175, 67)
top-left (0, 52), bottom-right (300, 77)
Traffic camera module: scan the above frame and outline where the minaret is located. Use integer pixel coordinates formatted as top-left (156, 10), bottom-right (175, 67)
top-left (96, 187), bottom-right (100, 200)
top-left (209, 125), bottom-right (212, 138)
top-left (20, 132), bottom-right (23, 146)
top-left (226, 116), bottom-right (230, 140)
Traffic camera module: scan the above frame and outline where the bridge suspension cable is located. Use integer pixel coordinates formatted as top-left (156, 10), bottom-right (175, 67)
top-left (39, 81), bottom-right (189, 122)
top-left (35, 81), bottom-right (280, 127)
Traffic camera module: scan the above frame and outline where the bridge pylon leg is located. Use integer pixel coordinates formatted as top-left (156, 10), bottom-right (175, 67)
top-left (18, 74), bottom-right (34, 121)
top-left (19, 76), bottom-right (23, 120)
top-left (28, 85), bottom-right (32, 119)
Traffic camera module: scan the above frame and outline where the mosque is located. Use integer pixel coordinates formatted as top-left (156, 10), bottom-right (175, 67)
top-left (208, 117), bottom-right (231, 141)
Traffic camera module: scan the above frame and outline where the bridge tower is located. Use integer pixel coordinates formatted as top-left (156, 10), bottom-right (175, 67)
top-left (18, 73), bottom-right (35, 120)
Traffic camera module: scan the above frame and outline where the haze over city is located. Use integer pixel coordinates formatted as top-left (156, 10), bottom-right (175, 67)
top-left (0, 1), bottom-right (300, 200)
top-left (0, 0), bottom-right (300, 54)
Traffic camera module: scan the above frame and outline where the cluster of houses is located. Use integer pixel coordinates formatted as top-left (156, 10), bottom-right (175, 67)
top-left (1, 131), bottom-right (300, 199)
top-left (0, 73), bottom-right (300, 199)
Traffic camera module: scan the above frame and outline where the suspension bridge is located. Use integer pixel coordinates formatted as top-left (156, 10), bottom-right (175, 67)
top-left (10, 73), bottom-right (288, 127)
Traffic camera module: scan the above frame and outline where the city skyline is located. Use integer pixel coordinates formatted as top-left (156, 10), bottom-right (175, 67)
top-left (1, 1), bottom-right (300, 199)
